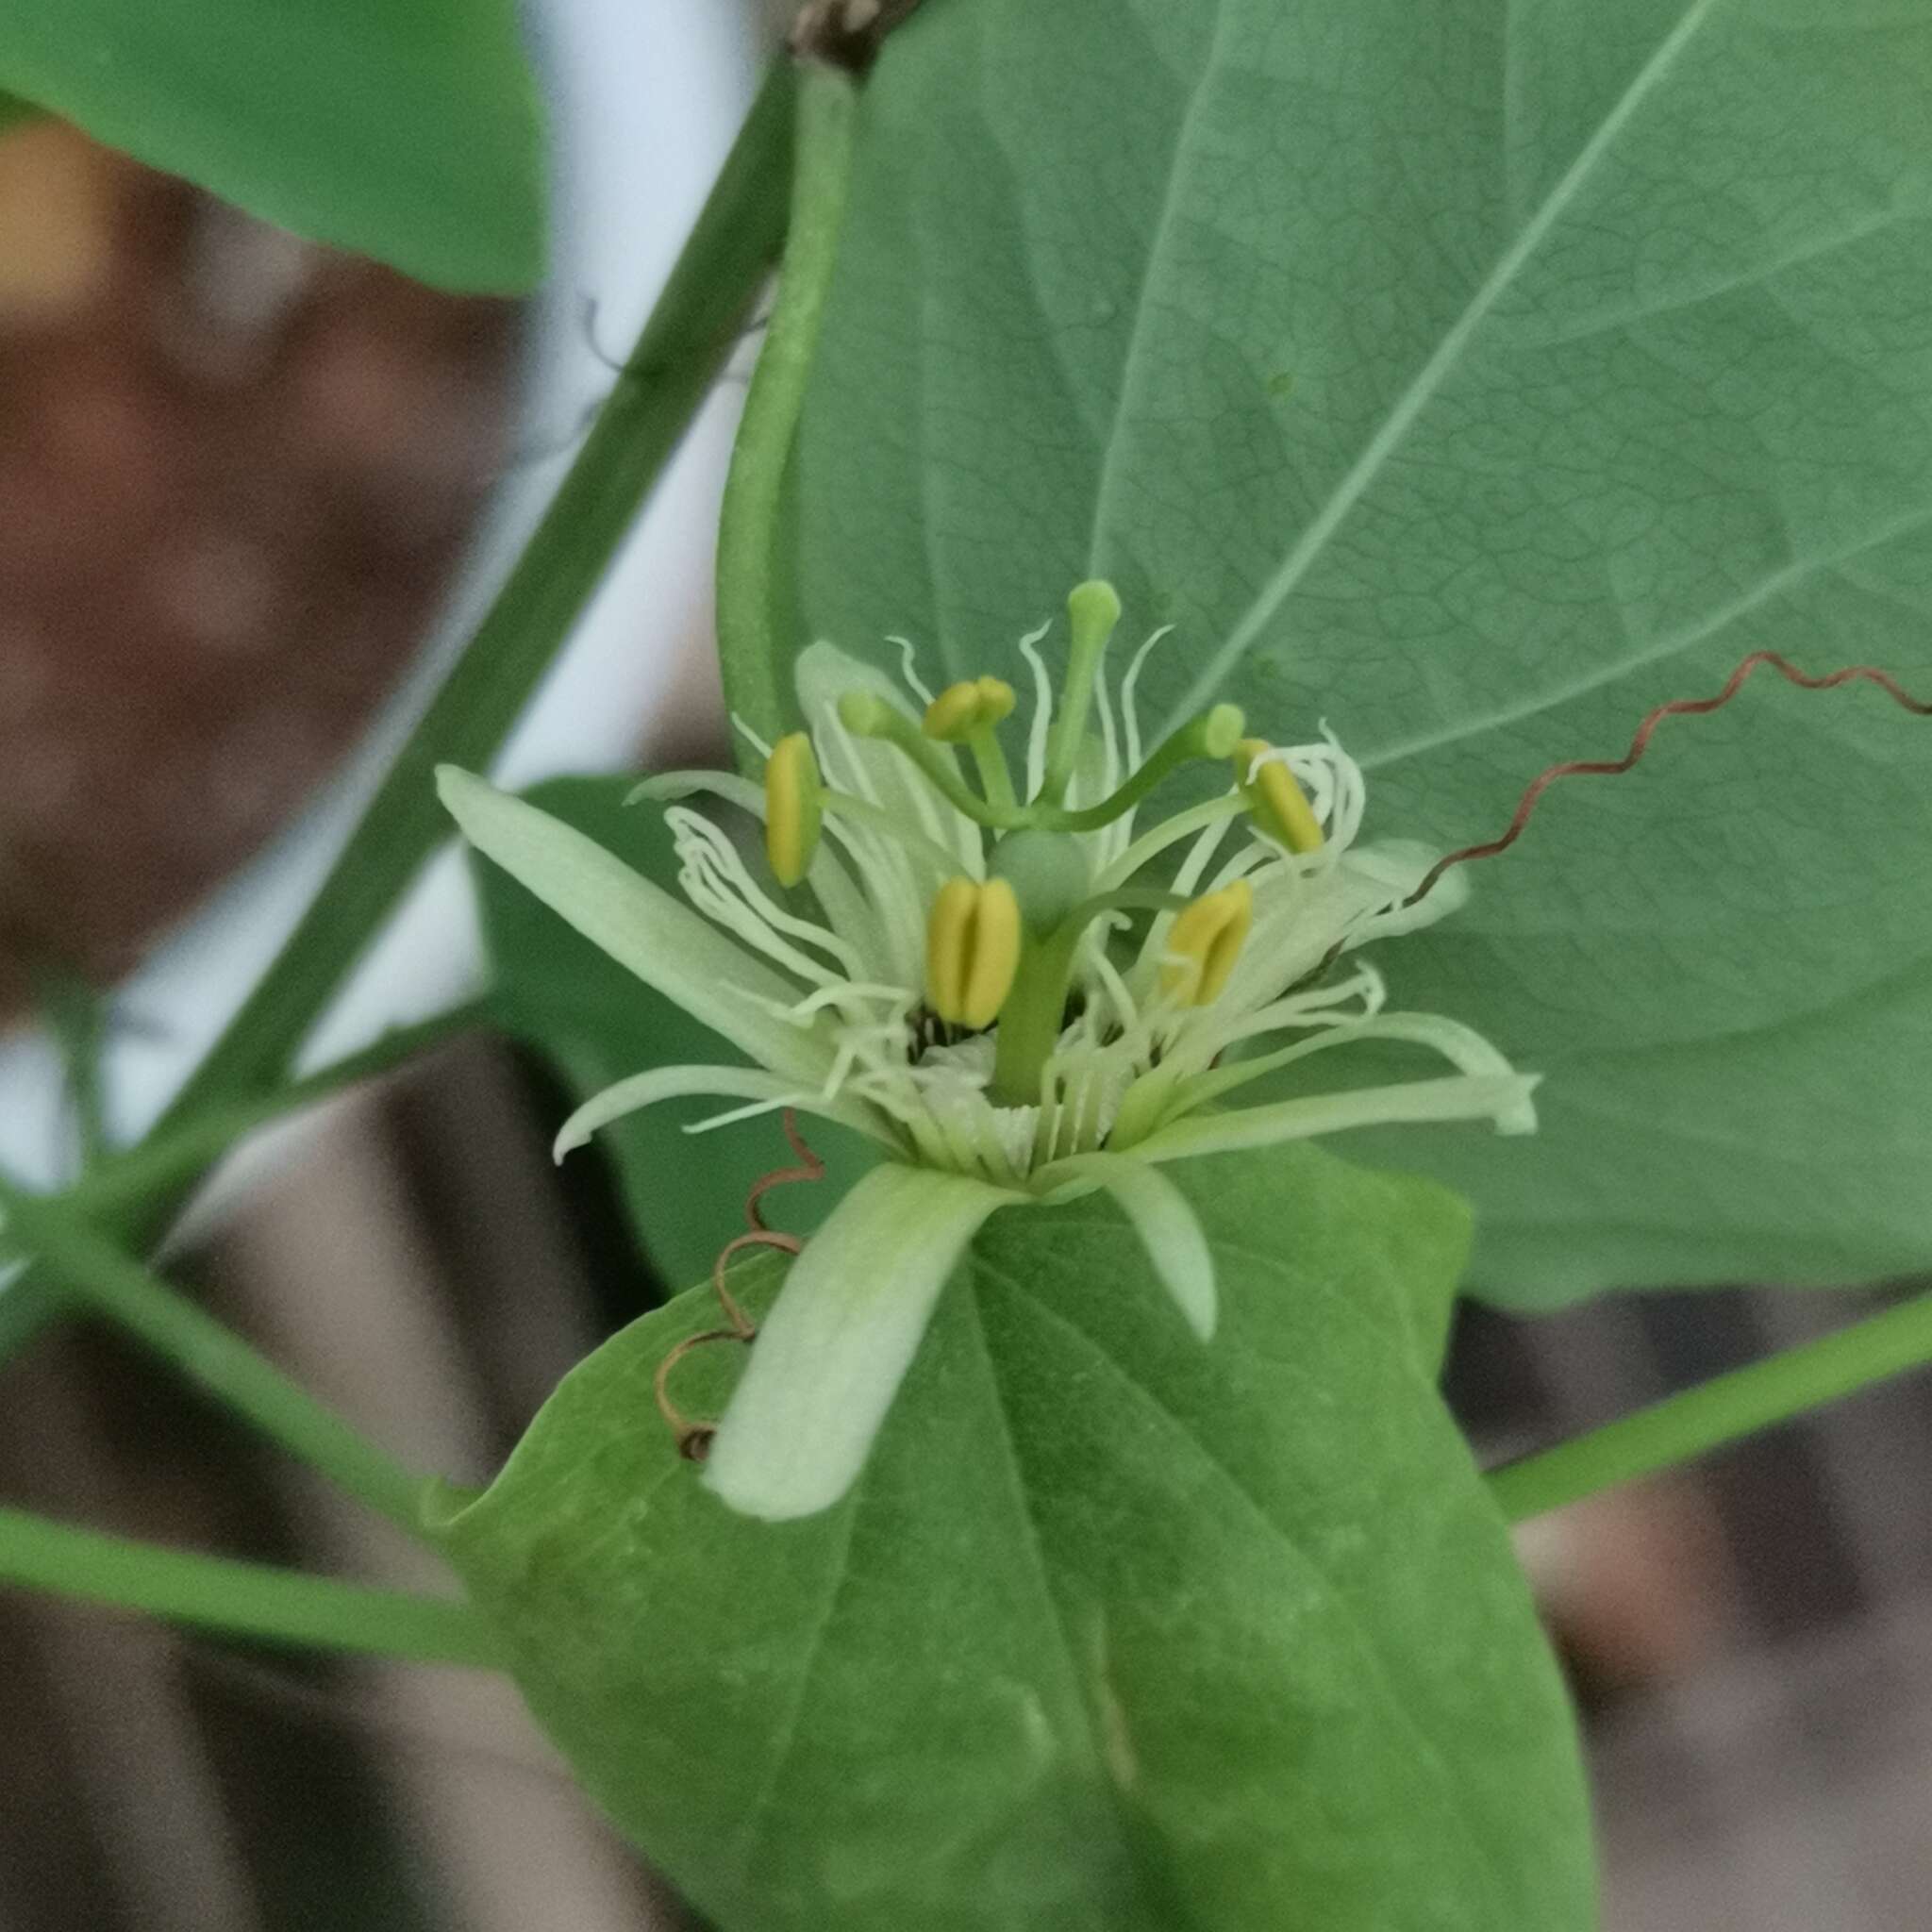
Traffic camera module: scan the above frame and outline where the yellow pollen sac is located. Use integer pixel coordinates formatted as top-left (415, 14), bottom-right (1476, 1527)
top-left (923, 676), bottom-right (1017, 741)
top-left (763, 732), bottom-right (823, 888)
top-left (973, 675), bottom-right (1017, 724)
top-left (1162, 879), bottom-right (1254, 1007)
top-left (1236, 738), bottom-right (1324, 854)
top-left (925, 877), bottom-right (1022, 1029)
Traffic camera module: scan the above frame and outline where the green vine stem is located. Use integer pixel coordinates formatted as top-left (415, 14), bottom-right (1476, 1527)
top-left (0, 1507), bottom-right (498, 1667)
top-left (714, 59), bottom-right (858, 747)
top-left (1490, 1284), bottom-right (1932, 1522)
top-left (64, 1000), bottom-right (491, 1226)
top-left (0, 62), bottom-right (801, 1361)
top-left (0, 1179), bottom-right (429, 1538)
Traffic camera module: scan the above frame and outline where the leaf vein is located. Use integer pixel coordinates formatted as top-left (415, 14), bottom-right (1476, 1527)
top-left (1161, 0), bottom-right (1726, 726)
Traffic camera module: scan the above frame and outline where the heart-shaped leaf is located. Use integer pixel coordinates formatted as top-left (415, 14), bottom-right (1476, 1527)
top-left (440, 1144), bottom-right (1593, 1929)
top-left (770, 0), bottom-right (1932, 1305)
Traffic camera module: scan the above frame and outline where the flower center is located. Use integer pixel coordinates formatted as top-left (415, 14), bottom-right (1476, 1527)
top-left (762, 579), bottom-right (1333, 1123)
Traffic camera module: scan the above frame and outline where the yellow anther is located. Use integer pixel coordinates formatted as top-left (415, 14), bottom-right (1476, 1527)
top-left (925, 877), bottom-right (1022, 1029)
top-left (763, 732), bottom-right (823, 888)
top-left (924, 682), bottom-right (986, 741)
top-left (1235, 738), bottom-right (1324, 854)
top-left (974, 675), bottom-right (1017, 724)
top-left (1161, 879), bottom-right (1254, 1007)
top-left (924, 676), bottom-right (1018, 742)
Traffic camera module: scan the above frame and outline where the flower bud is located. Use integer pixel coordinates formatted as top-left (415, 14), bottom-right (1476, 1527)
top-left (763, 732), bottom-right (823, 888)
top-left (1161, 879), bottom-right (1253, 1007)
top-left (925, 877), bottom-right (1023, 1029)
top-left (1235, 738), bottom-right (1324, 854)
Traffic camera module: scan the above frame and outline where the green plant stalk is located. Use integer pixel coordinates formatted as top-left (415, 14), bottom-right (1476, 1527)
top-left (0, 1179), bottom-right (428, 1537)
top-left (65, 1000), bottom-right (491, 1226)
top-left (715, 60), bottom-right (858, 750)
top-left (0, 1507), bottom-right (499, 1666)
top-left (0, 62), bottom-right (801, 1361)
top-left (991, 922), bottom-right (1086, 1107)
top-left (1490, 1284), bottom-right (1932, 1522)
top-left (163, 64), bottom-right (798, 1127)
top-left (31, 960), bottom-right (111, 1167)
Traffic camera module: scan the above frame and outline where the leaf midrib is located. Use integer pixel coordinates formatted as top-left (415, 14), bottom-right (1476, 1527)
top-left (956, 1279), bottom-right (1175, 1926)
top-left (973, 1247), bottom-right (1517, 1922)
top-left (1082, 0), bottom-right (1236, 582)
top-left (1158, 0), bottom-right (1724, 730)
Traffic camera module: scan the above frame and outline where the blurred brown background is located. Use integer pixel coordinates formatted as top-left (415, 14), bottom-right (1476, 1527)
top-left (0, 116), bottom-right (515, 1015)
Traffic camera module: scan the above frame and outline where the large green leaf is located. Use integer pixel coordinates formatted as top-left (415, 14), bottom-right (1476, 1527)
top-left (474, 778), bottom-right (877, 1292)
top-left (0, 0), bottom-right (542, 290)
top-left (440, 1145), bottom-right (1594, 1930)
top-left (773, 0), bottom-right (1932, 1304)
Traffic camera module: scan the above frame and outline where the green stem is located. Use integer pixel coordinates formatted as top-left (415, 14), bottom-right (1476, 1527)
top-left (31, 960), bottom-right (111, 1166)
top-left (1489, 1285), bottom-right (1932, 1522)
top-left (163, 66), bottom-right (797, 1131)
top-left (0, 64), bottom-right (802, 1361)
top-left (991, 924), bottom-right (1085, 1106)
top-left (0, 1181), bottom-right (429, 1539)
top-left (0, 1507), bottom-right (498, 1667)
top-left (716, 61), bottom-right (859, 750)
top-left (66, 1002), bottom-right (491, 1226)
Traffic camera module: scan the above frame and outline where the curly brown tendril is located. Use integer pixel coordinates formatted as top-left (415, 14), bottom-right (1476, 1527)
top-left (1401, 651), bottom-right (1932, 910)
top-left (653, 1111), bottom-right (826, 1460)
top-left (1277, 652), bottom-right (1932, 1005)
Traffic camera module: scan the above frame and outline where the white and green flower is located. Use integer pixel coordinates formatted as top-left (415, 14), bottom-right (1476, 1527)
top-left (440, 583), bottom-right (1536, 1522)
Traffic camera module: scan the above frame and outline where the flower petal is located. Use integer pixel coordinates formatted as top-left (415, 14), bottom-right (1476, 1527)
top-left (438, 767), bottom-right (832, 1088)
top-left (703, 1163), bottom-right (1018, 1522)
top-left (1160, 1010), bottom-right (1537, 1133)
top-left (553, 1066), bottom-right (898, 1162)
top-left (1033, 1152), bottom-right (1215, 1341)
top-left (1131, 1073), bottom-right (1542, 1164)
